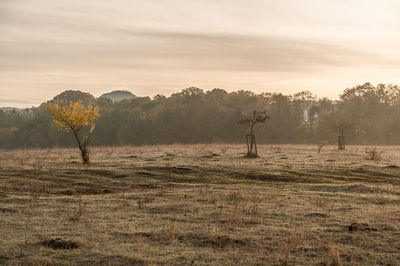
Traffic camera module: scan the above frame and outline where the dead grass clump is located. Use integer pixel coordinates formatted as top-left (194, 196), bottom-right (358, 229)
top-left (382, 223), bottom-right (398, 231)
top-left (323, 242), bottom-right (342, 266)
top-left (168, 221), bottom-right (176, 241)
top-left (365, 148), bottom-right (383, 161)
top-left (375, 206), bottom-right (398, 231)
top-left (276, 231), bottom-right (304, 266)
top-left (15, 150), bottom-right (30, 166)
top-left (278, 243), bottom-right (291, 266)
top-left (198, 184), bottom-right (218, 204)
top-left (243, 196), bottom-right (261, 216)
top-left (220, 207), bottom-right (245, 225)
top-left (98, 255), bottom-right (145, 266)
top-left (21, 255), bottom-right (57, 266)
top-left (312, 197), bottom-right (329, 208)
top-left (220, 190), bottom-right (253, 224)
top-left (137, 195), bottom-right (155, 209)
top-left (31, 153), bottom-right (48, 171)
top-left (318, 141), bottom-right (327, 153)
top-left (69, 200), bottom-right (88, 222)
top-left (226, 190), bottom-right (245, 203)
top-left (242, 197), bottom-right (262, 224)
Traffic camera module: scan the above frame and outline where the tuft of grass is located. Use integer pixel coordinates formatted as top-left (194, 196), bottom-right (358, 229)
top-left (324, 242), bottom-right (342, 266)
top-left (366, 148), bottom-right (383, 161)
top-left (69, 200), bottom-right (88, 222)
top-left (21, 255), bottom-right (57, 266)
top-left (168, 221), bottom-right (176, 241)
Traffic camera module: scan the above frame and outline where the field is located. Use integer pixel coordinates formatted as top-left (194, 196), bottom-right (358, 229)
top-left (0, 144), bottom-right (400, 265)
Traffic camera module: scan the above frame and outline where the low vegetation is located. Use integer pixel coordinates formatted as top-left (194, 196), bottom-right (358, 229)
top-left (0, 144), bottom-right (399, 265)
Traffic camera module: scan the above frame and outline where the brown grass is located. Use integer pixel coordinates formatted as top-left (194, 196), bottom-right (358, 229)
top-left (0, 144), bottom-right (400, 265)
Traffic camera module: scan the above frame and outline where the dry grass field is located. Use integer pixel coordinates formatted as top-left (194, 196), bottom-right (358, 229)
top-left (0, 144), bottom-right (400, 265)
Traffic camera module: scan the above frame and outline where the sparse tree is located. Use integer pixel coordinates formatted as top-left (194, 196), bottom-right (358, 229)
top-left (238, 111), bottom-right (270, 157)
top-left (46, 101), bottom-right (99, 164)
top-left (336, 121), bottom-right (353, 150)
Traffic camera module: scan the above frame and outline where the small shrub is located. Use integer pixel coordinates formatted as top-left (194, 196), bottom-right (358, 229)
top-left (365, 148), bottom-right (383, 161)
top-left (318, 141), bottom-right (327, 153)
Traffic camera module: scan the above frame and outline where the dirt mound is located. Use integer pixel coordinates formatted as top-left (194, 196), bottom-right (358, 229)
top-left (348, 222), bottom-right (377, 232)
top-left (306, 184), bottom-right (381, 194)
top-left (202, 153), bottom-right (220, 158)
top-left (243, 153), bottom-right (259, 159)
top-left (177, 233), bottom-right (249, 248)
top-left (384, 164), bottom-right (399, 169)
top-left (41, 238), bottom-right (79, 249)
top-left (305, 212), bottom-right (328, 218)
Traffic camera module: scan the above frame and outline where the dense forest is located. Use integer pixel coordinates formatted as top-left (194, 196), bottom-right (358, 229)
top-left (1, 82), bottom-right (400, 149)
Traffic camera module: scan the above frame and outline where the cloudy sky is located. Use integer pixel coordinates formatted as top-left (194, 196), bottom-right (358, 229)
top-left (1, 0), bottom-right (400, 107)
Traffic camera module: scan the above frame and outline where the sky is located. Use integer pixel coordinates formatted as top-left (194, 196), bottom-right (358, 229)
top-left (1, 0), bottom-right (400, 107)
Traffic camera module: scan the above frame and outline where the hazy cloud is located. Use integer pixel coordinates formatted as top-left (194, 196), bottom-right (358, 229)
top-left (1, 0), bottom-right (400, 107)
top-left (1, 30), bottom-right (397, 73)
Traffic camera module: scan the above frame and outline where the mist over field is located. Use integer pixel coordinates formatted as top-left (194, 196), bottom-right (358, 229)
top-left (2, 83), bottom-right (400, 149)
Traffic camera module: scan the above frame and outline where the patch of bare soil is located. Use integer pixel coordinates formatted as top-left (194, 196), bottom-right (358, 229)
top-left (41, 238), bottom-right (79, 249)
top-left (177, 233), bottom-right (250, 248)
top-left (348, 222), bottom-right (378, 232)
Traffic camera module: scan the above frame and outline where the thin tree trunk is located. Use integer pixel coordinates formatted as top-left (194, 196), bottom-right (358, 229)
top-left (73, 130), bottom-right (90, 164)
top-left (79, 145), bottom-right (89, 164)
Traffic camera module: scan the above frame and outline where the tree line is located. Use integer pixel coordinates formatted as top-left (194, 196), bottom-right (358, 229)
top-left (2, 82), bottom-right (400, 149)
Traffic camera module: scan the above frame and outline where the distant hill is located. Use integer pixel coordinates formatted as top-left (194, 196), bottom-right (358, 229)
top-left (50, 90), bottom-right (97, 106)
top-left (100, 90), bottom-right (137, 102)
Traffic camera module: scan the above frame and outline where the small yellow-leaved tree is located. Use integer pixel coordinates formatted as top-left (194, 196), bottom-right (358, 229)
top-left (46, 101), bottom-right (99, 164)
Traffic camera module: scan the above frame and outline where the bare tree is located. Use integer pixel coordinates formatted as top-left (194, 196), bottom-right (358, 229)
top-left (238, 111), bottom-right (270, 157)
top-left (336, 121), bottom-right (353, 150)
